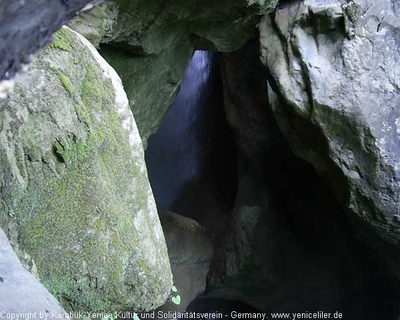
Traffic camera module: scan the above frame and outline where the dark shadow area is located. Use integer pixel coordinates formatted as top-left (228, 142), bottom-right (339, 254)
top-left (265, 149), bottom-right (399, 319)
top-left (187, 298), bottom-right (262, 319)
top-left (145, 51), bottom-right (238, 238)
top-left (144, 42), bottom-right (400, 320)
top-left (203, 38), bottom-right (400, 319)
top-left (200, 143), bottom-right (400, 319)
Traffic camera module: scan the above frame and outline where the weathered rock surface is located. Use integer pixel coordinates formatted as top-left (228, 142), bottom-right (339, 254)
top-left (75, 0), bottom-right (280, 143)
top-left (157, 211), bottom-right (213, 314)
top-left (100, 43), bottom-right (192, 148)
top-left (68, 2), bottom-right (116, 48)
top-left (205, 38), bottom-right (399, 317)
top-left (106, 0), bottom-right (278, 54)
top-left (0, 0), bottom-right (95, 82)
top-left (0, 228), bottom-right (67, 316)
top-left (0, 27), bottom-right (172, 312)
top-left (260, 0), bottom-right (400, 271)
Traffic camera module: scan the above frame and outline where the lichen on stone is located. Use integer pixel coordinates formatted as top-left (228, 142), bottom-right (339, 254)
top-left (49, 28), bottom-right (74, 52)
top-left (53, 68), bottom-right (74, 95)
top-left (0, 27), bottom-right (172, 312)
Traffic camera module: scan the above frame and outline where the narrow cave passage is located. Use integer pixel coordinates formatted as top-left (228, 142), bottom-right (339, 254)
top-left (145, 45), bottom-right (400, 319)
top-left (145, 50), bottom-right (237, 237)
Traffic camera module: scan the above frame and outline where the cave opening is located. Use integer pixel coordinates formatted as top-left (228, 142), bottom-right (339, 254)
top-left (145, 50), bottom-right (238, 238)
top-left (143, 41), bottom-right (400, 319)
top-left (4, 0), bottom-right (400, 316)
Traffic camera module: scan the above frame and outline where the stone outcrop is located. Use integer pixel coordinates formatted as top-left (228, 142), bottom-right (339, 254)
top-left (260, 0), bottom-right (400, 275)
top-left (204, 38), bottom-right (399, 317)
top-left (0, 228), bottom-right (67, 317)
top-left (0, 27), bottom-right (172, 312)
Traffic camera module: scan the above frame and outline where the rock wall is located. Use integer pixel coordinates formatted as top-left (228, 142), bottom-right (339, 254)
top-left (2, 0), bottom-right (400, 315)
top-left (205, 38), bottom-right (399, 317)
top-left (70, 0), bottom-right (280, 144)
top-left (260, 0), bottom-right (400, 277)
top-left (0, 27), bottom-right (172, 312)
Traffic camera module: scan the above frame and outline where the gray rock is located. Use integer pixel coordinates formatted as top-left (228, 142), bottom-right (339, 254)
top-left (68, 2), bottom-right (117, 48)
top-left (71, 0), bottom-right (279, 143)
top-left (157, 211), bottom-right (213, 314)
top-left (106, 0), bottom-right (279, 54)
top-left (100, 43), bottom-right (192, 147)
top-left (260, 0), bottom-right (400, 265)
top-left (0, 228), bottom-right (67, 316)
top-left (205, 38), bottom-right (398, 316)
top-left (0, 27), bottom-right (172, 311)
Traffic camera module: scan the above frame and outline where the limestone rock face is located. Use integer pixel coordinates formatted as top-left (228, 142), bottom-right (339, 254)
top-left (0, 228), bottom-right (67, 316)
top-left (72, 0), bottom-right (279, 143)
top-left (157, 211), bottom-right (213, 314)
top-left (205, 39), bottom-right (398, 317)
top-left (0, 27), bottom-right (172, 312)
top-left (260, 1), bottom-right (400, 254)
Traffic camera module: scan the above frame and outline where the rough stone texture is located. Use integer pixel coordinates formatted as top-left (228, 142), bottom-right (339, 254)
top-left (204, 38), bottom-right (399, 317)
top-left (0, 27), bottom-right (172, 312)
top-left (107, 0), bottom-right (279, 54)
top-left (259, 0), bottom-right (400, 271)
top-left (100, 43), bottom-right (192, 148)
top-left (0, 228), bottom-right (67, 316)
top-left (156, 211), bottom-right (213, 315)
top-left (78, 0), bottom-right (280, 143)
top-left (0, 0), bottom-right (96, 82)
top-left (68, 2), bottom-right (116, 48)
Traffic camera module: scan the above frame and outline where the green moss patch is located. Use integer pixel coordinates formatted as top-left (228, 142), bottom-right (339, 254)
top-left (53, 69), bottom-right (74, 95)
top-left (49, 28), bottom-right (74, 52)
top-left (1, 27), bottom-right (172, 312)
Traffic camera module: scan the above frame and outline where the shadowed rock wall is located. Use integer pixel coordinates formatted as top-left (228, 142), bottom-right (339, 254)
top-left (260, 0), bottom-right (400, 281)
top-left (203, 38), bottom-right (400, 318)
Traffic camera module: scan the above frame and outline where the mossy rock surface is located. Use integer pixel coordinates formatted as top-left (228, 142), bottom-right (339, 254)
top-left (0, 27), bottom-right (172, 312)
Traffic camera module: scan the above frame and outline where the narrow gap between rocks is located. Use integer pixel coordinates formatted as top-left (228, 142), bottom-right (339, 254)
top-left (145, 50), bottom-right (238, 239)
top-left (144, 44), bottom-right (400, 319)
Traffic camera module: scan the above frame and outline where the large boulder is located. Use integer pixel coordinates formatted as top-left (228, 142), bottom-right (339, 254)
top-left (259, 0), bottom-right (400, 273)
top-left (70, 0), bottom-right (280, 143)
top-left (0, 27), bottom-right (172, 311)
top-left (0, 228), bottom-right (67, 316)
